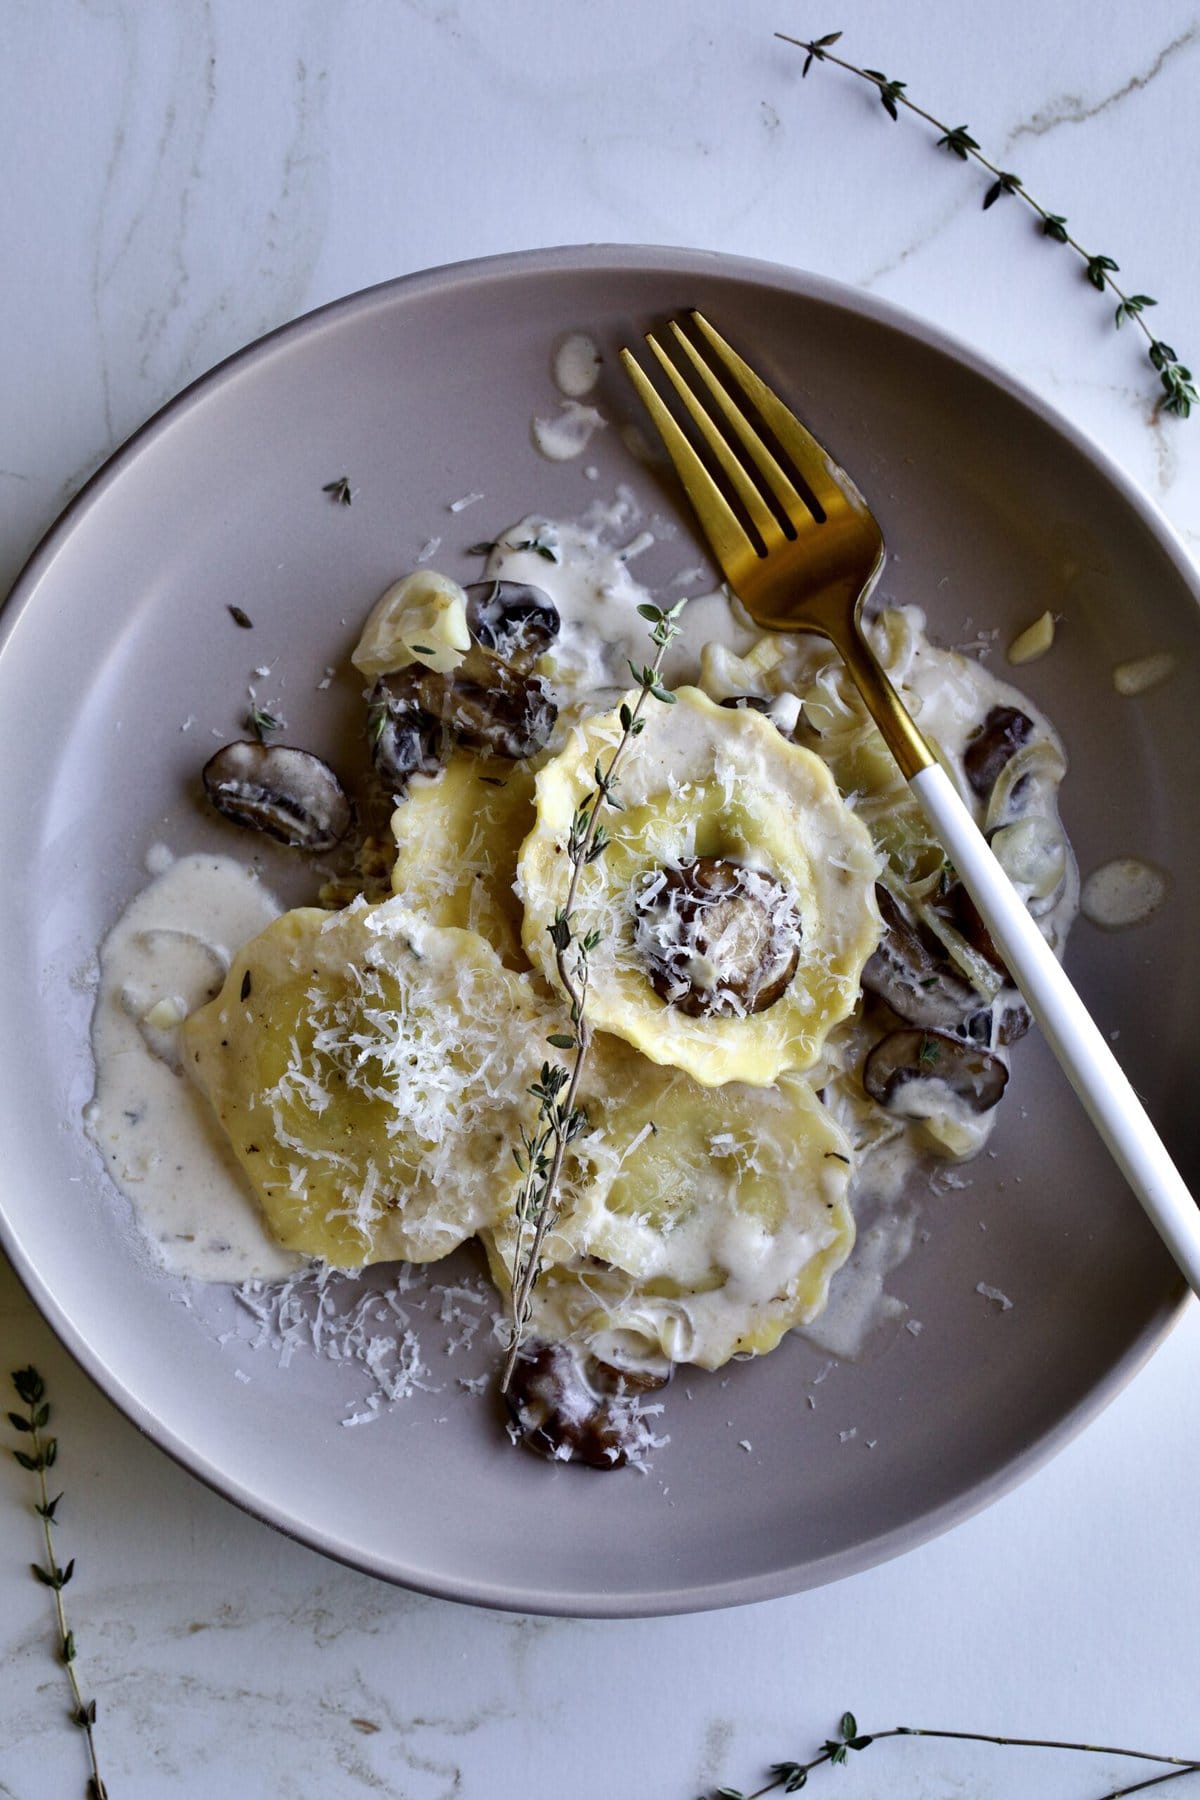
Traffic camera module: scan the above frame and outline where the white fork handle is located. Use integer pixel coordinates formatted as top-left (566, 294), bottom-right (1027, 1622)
top-left (911, 761), bottom-right (1200, 1294)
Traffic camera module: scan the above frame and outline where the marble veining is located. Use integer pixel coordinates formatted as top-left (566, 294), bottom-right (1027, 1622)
top-left (1009, 19), bottom-right (1200, 141)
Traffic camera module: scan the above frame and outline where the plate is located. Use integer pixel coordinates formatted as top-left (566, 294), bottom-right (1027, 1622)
top-left (1, 246), bottom-right (1197, 1617)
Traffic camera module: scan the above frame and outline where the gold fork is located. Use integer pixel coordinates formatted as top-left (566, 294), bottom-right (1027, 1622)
top-left (621, 311), bottom-right (1200, 1290)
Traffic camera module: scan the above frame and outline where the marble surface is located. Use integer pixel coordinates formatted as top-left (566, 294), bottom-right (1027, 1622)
top-left (3, 2), bottom-right (1200, 1795)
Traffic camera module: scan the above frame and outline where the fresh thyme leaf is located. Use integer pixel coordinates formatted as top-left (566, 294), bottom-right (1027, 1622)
top-left (466, 540), bottom-right (497, 557)
top-left (1086, 252), bottom-right (1120, 290)
top-left (511, 537), bottom-right (558, 562)
top-left (322, 475), bottom-right (352, 506)
top-left (862, 68), bottom-right (906, 120)
top-left (1115, 294), bottom-right (1156, 327)
top-left (240, 970), bottom-right (252, 1002)
top-left (227, 605), bottom-right (254, 629)
top-left (246, 705), bottom-right (283, 742)
top-left (937, 123), bottom-right (978, 160)
top-left (982, 170), bottom-right (1021, 209)
top-left (777, 29), bottom-right (1192, 420)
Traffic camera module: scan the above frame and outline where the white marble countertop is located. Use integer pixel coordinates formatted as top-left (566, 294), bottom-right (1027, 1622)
top-left (3, 4), bottom-right (1200, 1795)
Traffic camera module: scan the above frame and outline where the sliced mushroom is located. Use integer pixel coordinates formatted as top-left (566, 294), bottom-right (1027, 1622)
top-left (504, 1339), bottom-right (669, 1469)
top-left (994, 995), bottom-right (1032, 1045)
top-left (202, 741), bottom-right (351, 852)
top-left (861, 885), bottom-right (981, 1029)
top-left (950, 882), bottom-right (1009, 978)
top-left (963, 705), bottom-right (1034, 797)
top-left (368, 645), bottom-right (557, 790)
top-left (465, 579), bottom-right (560, 664)
top-left (863, 1028), bottom-right (1009, 1115)
top-left (366, 688), bottom-right (443, 792)
top-left (631, 857), bottom-right (801, 1017)
top-left (718, 694), bottom-right (772, 714)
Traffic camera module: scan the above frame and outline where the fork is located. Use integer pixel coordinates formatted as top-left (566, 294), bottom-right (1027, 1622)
top-left (621, 310), bottom-right (1200, 1294)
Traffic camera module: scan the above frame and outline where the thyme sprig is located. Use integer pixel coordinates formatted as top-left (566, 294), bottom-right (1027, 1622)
top-left (777, 30), bottom-right (1197, 419)
top-left (9, 1367), bottom-right (107, 1800)
top-left (707, 1709), bottom-right (1200, 1799)
top-left (499, 597), bottom-right (687, 1391)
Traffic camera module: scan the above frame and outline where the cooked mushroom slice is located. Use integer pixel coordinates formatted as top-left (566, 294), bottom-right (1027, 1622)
top-left (368, 648), bottom-right (557, 789)
top-left (504, 1339), bottom-right (669, 1469)
top-left (367, 681), bottom-right (443, 791)
top-left (202, 741), bottom-right (351, 852)
top-left (717, 694), bottom-right (772, 714)
top-left (963, 705), bottom-right (1034, 796)
top-left (994, 995), bottom-right (1032, 1045)
top-left (861, 885), bottom-right (981, 1029)
top-left (631, 857), bottom-right (801, 1018)
top-left (863, 1028), bottom-right (1009, 1115)
top-left (465, 580), bottom-right (560, 663)
top-left (950, 882), bottom-right (1010, 977)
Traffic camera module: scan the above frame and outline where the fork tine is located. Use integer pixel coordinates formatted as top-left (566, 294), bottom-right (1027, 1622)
top-left (618, 346), bottom-right (757, 584)
top-left (665, 322), bottom-right (813, 527)
top-left (690, 311), bottom-right (852, 519)
top-left (644, 331), bottom-right (788, 551)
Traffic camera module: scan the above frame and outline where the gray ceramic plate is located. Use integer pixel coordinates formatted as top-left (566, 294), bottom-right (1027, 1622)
top-left (1, 246), bottom-right (1197, 1617)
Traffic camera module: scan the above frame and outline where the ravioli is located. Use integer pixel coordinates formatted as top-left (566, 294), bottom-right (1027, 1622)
top-left (181, 898), bottom-right (544, 1267)
top-left (389, 754), bottom-right (536, 969)
top-left (483, 1032), bottom-right (856, 1369)
top-left (518, 686), bottom-right (881, 1087)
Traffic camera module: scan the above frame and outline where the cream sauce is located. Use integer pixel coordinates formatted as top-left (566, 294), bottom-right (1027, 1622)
top-left (1081, 856), bottom-right (1169, 929)
top-left (552, 332), bottom-right (602, 398)
top-left (531, 400), bottom-right (606, 462)
top-left (486, 493), bottom-right (754, 701)
top-left (87, 853), bottom-right (297, 1280)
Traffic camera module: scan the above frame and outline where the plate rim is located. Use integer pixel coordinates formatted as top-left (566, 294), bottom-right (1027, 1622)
top-left (1, 241), bottom-right (1194, 1617)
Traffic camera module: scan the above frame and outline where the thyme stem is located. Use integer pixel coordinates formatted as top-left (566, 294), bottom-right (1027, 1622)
top-left (500, 602), bottom-right (686, 1391)
top-left (710, 1711), bottom-right (1200, 1800)
top-left (9, 1368), bottom-right (107, 1800)
top-left (776, 30), bottom-right (1196, 418)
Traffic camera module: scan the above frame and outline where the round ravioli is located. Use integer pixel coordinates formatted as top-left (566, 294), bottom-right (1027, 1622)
top-left (181, 897), bottom-right (541, 1267)
top-left (390, 754), bottom-right (536, 969)
top-left (483, 1032), bottom-right (856, 1369)
top-left (518, 686), bottom-right (881, 1086)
